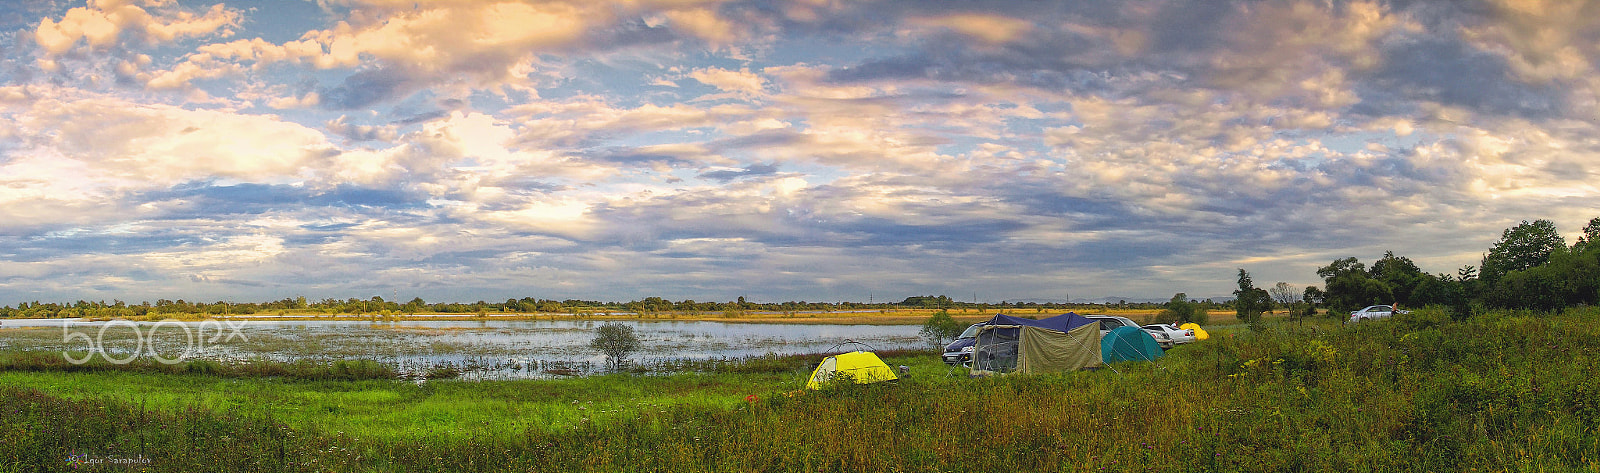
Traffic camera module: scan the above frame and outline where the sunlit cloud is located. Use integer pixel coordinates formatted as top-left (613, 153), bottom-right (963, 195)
top-left (2, 0), bottom-right (1599, 303)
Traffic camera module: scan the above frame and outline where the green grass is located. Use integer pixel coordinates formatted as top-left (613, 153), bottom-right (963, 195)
top-left (0, 350), bottom-right (400, 381)
top-left (0, 366), bottom-right (809, 443)
top-left (4, 308), bottom-right (1600, 471)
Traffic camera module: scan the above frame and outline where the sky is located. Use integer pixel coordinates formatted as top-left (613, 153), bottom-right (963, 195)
top-left (1, 0), bottom-right (1598, 304)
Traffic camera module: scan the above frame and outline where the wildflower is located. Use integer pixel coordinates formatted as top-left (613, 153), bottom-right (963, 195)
top-left (745, 394), bottom-right (758, 403)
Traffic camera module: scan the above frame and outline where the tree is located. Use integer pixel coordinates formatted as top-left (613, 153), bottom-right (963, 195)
top-left (1156, 293), bottom-right (1208, 325)
top-left (590, 323), bottom-right (641, 371)
top-left (900, 295), bottom-right (953, 309)
top-left (1411, 272), bottom-right (1472, 320)
top-left (1481, 220), bottom-right (1565, 283)
top-left (1269, 282), bottom-right (1299, 309)
top-left (1369, 251), bottom-right (1426, 306)
top-left (918, 310), bottom-right (965, 349)
top-left (1302, 286), bottom-right (1324, 305)
top-left (1483, 238), bottom-right (1600, 311)
top-left (1233, 269), bottom-right (1272, 327)
top-left (1317, 257), bottom-right (1393, 312)
top-left (1575, 217), bottom-right (1600, 253)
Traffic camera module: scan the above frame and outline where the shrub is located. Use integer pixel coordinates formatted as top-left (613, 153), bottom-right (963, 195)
top-left (184, 359), bottom-right (224, 376)
top-left (329, 359), bottom-right (394, 380)
top-left (425, 365), bottom-right (462, 380)
top-left (917, 310), bottom-right (964, 349)
top-left (1394, 306), bottom-right (1451, 330)
top-left (590, 323), bottom-right (640, 371)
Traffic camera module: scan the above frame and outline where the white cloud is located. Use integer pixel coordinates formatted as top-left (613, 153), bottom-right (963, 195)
top-left (470, 198), bottom-right (598, 240)
top-left (7, 0), bottom-right (1600, 303)
top-left (20, 97), bottom-right (333, 185)
top-left (906, 13), bottom-right (1034, 44)
top-left (660, 7), bottom-right (740, 44)
top-left (147, 1), bottom-right (601, 92)
top-left (34, 0), bottom-right (240, 56)
top-left (689, 67), bottom-right (766, 96)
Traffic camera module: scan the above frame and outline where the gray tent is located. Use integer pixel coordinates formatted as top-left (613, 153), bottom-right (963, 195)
top-left (970, 313), bottom-right (1105, 375)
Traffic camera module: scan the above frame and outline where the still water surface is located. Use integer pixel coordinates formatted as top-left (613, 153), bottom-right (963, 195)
top-left (1, 318), bottom-right (925, 379)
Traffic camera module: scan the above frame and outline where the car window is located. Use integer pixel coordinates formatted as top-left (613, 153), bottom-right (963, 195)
top-left (1100, 320), bottom-right (1118, 331)
top-left (957, 324), bottom-right (982, 339)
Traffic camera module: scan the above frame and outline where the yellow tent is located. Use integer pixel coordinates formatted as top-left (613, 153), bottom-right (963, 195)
top-left (1179, 323), bottom-right (1209, 341)
top-left (805, 351), bottom-right (898, 389)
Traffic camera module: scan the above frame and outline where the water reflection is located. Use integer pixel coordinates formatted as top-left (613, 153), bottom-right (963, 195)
top-left (1, 318), bottom-right (925, 380)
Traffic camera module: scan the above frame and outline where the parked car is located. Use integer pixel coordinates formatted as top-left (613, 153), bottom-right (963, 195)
top-left (1083, 315), bottom-right (1165, 349)
top-left (1140, 324), bottom-right (1197, 349)
top-left (941, 323), bottom-right (985, 365)
top-left (1082, 315), bottom-right (1142, 336)
top-left (1349, 305), bottom-right (1408, 323)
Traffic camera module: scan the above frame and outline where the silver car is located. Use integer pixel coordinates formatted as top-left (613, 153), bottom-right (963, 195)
top-left (1082, 315), bottom-right (1141, 337)
top-left (1140, 324), bottom-right (1197, 349)
top-left (1349, 305), bottom-right (1408, 323)
top-left (1084, 315), bottom-right (1167, 349)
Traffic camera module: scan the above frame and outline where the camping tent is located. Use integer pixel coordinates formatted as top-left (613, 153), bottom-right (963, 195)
top-left (1101, 326), bottom-right (1164, 363)
top-left (805, 351), bottom-right (898, 389)
top-left (970, 313), bottom-right (1105, 376)
top-left (1179, 322), bottom-right (1209, 341)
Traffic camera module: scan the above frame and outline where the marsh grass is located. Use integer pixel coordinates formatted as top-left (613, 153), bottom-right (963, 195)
top-left (0, 350), bottom-right (398, 381)
top-left (4, 308), bottom-right (1600, 471)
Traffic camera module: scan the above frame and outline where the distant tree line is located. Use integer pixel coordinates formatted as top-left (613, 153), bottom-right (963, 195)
top-left (1, 294), bottom-right (1132, 319)
top-left (19, 217), bottom-right (1588, 321)
top-left (1223, 216), bottom-right (1600, 322)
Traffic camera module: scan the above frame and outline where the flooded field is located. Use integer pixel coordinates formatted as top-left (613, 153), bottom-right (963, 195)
top-left (0, 318), bottom-right (925, 379)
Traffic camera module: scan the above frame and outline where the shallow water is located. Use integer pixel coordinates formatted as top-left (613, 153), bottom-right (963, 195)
top-left (0, 318), bottom-right (925, 379)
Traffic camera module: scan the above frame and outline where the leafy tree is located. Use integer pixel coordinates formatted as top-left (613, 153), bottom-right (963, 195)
top-left (1575, 217), bottom-right (1600, 254)
top-left (590, 323), bottom-right (641, 371)
top-left (1156, 293), bottom-right (1208, 325)
top-left (1317, 257), bottom-right (1393, 313)
top-left (1233, 269), bottom-right (1272, 327)
top-left (900, 295), bottom-right (954, 309)
top-left (1411, 272), bottom-right (1472, 320)
top-left (1481, 220), bottom-right (1565, 284)
top-left (1302, 286), bottom-right (1324, 306)
top-left (1369, 251), bottom-right (1426, 306)
top-left (402, 297), bottom-right (426, 314)
top-left (918, 310), bottom-right (965, 349)
top-left (1483, 241), bottom-right (1600, 311)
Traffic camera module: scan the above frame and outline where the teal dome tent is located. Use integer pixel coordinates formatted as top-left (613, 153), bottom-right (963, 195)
top-left (1101, 326), bottom-right (1163, 364)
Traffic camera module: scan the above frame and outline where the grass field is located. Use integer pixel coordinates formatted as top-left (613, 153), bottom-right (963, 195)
top-left (3, 308), bottom-right (1599, 472)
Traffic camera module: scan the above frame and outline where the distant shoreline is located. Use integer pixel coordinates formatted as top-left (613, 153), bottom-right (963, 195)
top-left (0, 308), bottom-right (1178, 326)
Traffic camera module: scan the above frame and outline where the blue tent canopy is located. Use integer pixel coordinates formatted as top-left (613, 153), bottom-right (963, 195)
top-left (983, 312), bottom-right (1097, 332)
top-left (971, 312), bottom-right (1105, 375)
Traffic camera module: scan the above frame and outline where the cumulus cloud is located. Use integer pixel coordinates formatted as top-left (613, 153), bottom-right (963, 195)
top-left (657, 7), bottom-right (741, 44)
top-left (4, 0), bottom-right (1600, 303)
top-left (905, 13), bottom-right (1034, 45)
top-left (689, 67), bottom-right (767, 96)
top-left (142, 0), bottom-right (753, 105)
top-left (14, 95), bottom-right (334, 185)
top-left (33, 0), bottom-right (240, 56)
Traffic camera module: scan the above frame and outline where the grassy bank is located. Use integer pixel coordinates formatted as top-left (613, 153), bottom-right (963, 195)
top-left (3, 309), bottom-right (1600, 471)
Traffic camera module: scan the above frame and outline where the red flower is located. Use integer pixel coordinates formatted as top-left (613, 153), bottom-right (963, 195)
top-left (744, 394), bottom-right (758, 403)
